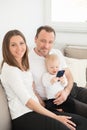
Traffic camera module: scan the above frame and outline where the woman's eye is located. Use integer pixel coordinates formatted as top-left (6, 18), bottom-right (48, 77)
top-left (11, 44), bottom-right (15, 46)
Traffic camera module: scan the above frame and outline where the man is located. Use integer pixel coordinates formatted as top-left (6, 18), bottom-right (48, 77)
top-left (29, 25), bottom-right (87, 118)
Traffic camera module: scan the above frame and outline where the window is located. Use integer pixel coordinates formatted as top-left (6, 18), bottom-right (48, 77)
top-left (44, 0), bottom-right (87, 32)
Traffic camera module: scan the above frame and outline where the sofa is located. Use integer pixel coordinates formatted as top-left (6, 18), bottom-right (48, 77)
top-left (0, 45), bottom-right (87, 130)
top-left (64, 45), bottom-right (87, 88)
top-left (0, 80), bottom-right (12, 130)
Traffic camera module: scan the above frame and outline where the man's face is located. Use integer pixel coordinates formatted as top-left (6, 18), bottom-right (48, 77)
top-left (35, 30), bottom-right (55, 57)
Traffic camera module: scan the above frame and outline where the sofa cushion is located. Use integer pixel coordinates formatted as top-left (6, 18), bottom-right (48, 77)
top-left (0, 81), bottom-right (12, 130)
top-left (64, 45), bottom-right (87, 59)
top-left (65, 57), bottom-right (87, 87)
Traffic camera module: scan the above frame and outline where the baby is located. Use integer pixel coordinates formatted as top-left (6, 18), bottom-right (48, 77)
top-left (42, 54), bottom-right (68, 111)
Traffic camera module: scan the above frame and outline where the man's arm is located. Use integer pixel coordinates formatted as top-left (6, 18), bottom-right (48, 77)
top-left (54, 68), bottom-right (74, 105)
top-left (64, 68), bottom-right (74, 95)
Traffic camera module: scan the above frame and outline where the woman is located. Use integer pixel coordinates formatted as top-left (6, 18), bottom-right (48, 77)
top-left (1, 29), bottom-right (87, 130)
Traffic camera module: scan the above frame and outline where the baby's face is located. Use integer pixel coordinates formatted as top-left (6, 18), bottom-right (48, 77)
top-left (47, 60), bottom-right (59, 75)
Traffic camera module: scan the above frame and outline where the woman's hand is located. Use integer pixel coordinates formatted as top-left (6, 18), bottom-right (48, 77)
top-left (57, 115), bottom-right (76, 130)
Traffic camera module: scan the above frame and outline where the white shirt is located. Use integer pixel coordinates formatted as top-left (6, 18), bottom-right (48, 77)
top-left (1, 63), bottom-right (39, 119)
top-left (42, 72), bottom-right (68, 99)
top-left (29, 48), bottom-right (67, 99)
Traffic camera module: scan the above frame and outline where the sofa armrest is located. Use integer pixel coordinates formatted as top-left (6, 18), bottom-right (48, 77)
top-left (0, 81), bottom-right (12, 130)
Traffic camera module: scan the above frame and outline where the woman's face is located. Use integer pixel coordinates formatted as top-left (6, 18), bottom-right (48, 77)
top-left (9, 35), bottom-right (26, 62)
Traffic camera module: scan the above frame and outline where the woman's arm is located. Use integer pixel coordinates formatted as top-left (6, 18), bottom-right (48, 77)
top-left (26, 98), bottom-right (76, 130)
top-left (32, 82), bottom-right (45, 107)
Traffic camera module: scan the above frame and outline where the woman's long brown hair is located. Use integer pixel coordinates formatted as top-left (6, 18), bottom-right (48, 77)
top-left (1, 29), bottom-right (29, 70)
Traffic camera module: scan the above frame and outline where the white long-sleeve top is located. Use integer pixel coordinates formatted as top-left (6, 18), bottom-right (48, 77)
top-left (1, 63), bottom-right (39, 119)
top-left (42, 72), bottom-right (68, 99)
top-left (29, 48), bottom-right (67, 99)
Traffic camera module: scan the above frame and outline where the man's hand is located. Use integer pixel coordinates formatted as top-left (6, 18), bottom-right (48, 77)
top-left (53, 89), bottom-right (69, 105)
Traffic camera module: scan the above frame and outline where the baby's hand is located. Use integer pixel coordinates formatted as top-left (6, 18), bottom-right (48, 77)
top-left (59, 76), bottom-right (65, 85)
top-left (50, 77), bottom-right (59, 84)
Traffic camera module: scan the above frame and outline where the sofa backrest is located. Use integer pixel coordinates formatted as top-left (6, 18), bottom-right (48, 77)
top-left (0, 81), bottom-right (12, 130)
top-left (64, 45), bottom-right (87, 59)
top-left (63, 45), bottom-right (87, 88)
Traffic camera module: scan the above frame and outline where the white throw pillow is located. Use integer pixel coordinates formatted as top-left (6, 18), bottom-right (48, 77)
top-left (65, 57), bottom-right (87, 87)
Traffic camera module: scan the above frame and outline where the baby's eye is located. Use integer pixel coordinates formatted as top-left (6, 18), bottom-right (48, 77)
top-left (50, 67), bottom-right (54, 69)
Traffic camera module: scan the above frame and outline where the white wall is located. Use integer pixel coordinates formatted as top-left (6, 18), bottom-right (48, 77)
top-left (54, 32), bottom-right (87, 50)
top-left (44, 0), bottom-right (87, 50)
top-left (0, 0), bottom-right (87, 60)
top-left (0, 0), bottom-right (44, 60)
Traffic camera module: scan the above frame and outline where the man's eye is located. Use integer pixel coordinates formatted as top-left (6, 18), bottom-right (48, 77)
top-left (49, 41), bottom-right (53, 44)
top-left (40, 39), bottom-right (46, 43)
top-left (20, 42), bottom-right (25, 45)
